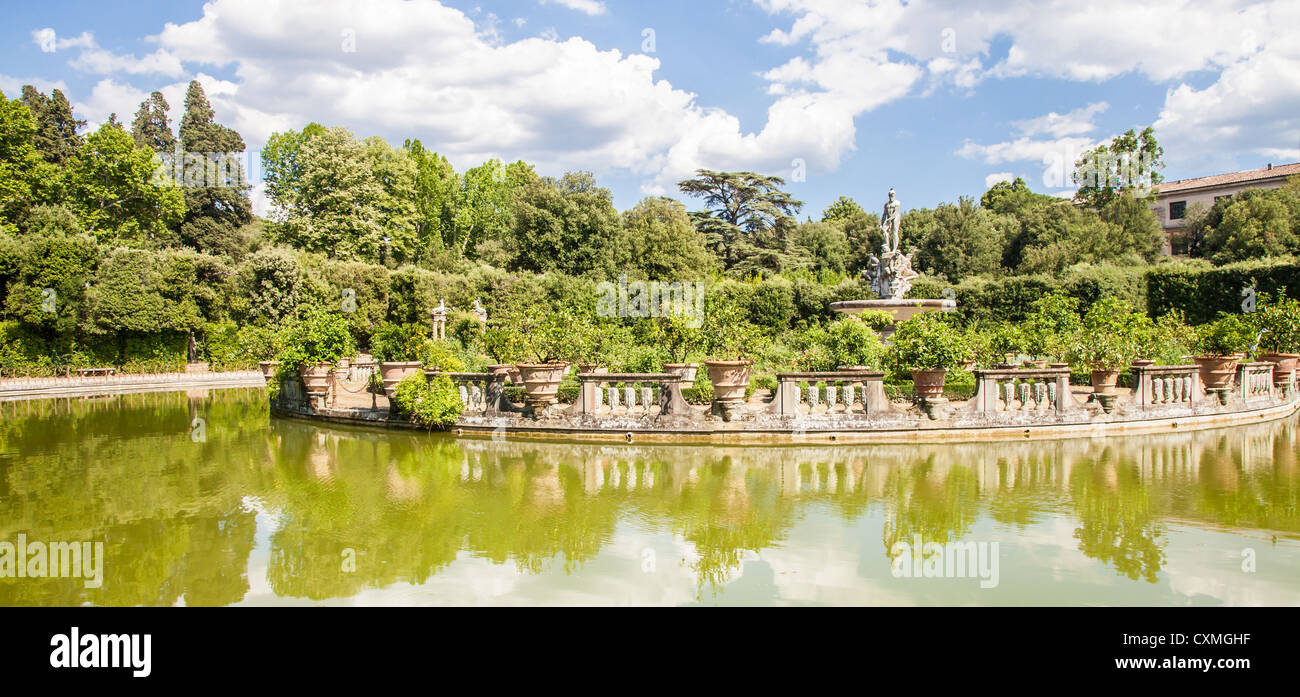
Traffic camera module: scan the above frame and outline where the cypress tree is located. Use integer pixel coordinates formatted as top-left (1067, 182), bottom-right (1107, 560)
top-left (130, 91), bottom-right (176, 152)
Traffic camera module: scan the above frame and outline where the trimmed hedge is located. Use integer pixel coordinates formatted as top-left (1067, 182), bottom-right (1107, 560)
top-left (908, 263), bottom-right (1148, 325)
top-left (1146, 256), bottom-right (1300, 324)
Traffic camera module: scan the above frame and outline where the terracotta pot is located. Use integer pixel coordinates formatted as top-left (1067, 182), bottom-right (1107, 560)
top-left (379, 361), bottom-right (424, 397)
top-left (1193, 354), bottom-right (1242, 390)
top-left (487, 364), bottom-right (523, 384)
top-left (1049, 362), bottom-right (1070, 369)
top-left (663, 362), bottom-right (700, 384)
top-left (516, 363), bottom-right (569, 406)
top-left (299, 362), bottom-right (333, 396)
top-left (1260, 352), bottom-right (1299, 385)
top-left (258, 361), bottom-right (279, 380)
top-left (1021, 359), bottom-right (1048, 369)
top-left (1089, 366), bottom-right (1121, 395)
top-left (1132, 359), bottom-right (1155, 367)
top-left (704, 359), bottom-right (754, 403)
top-left (911, 368), bottom-right (947, 400)
top-left (577, 363), bottom-right (610, 375)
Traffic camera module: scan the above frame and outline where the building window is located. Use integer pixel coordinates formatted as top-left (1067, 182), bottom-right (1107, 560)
top-left (1170, 201), bottom-right (1187, 220)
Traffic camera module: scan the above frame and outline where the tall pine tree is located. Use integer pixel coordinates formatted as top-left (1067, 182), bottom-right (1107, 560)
top-left (130, 91), bottom-right (176, 152)
top-left (176, 80), bottom-right (252, 258)
top-left (20, 86), bottom-right (84, 166)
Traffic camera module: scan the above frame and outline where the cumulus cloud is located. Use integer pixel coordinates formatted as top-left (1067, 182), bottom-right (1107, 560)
top-left (540, 0), bottom-right (607, 16)
top-left (20, 0), bottom-right (1300, 200)
top-left (984, 172), bottom-right (1013, 188)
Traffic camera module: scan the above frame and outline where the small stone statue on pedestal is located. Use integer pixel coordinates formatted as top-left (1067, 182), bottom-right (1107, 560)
top-left (431, 299), bottom-right (448, 341)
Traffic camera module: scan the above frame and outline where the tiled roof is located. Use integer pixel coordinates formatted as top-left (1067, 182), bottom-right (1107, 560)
top-left (1158, 162), bottom-right (1300, 194)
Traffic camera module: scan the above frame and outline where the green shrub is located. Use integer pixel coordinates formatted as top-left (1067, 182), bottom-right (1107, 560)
top-left (277, 308), bottom-right (356, 370)
top-left (887, 313), bottom-right (968, 371)
top-left (421, 340), bottom-right (466, 372)
top-left (1068, 297), bottom-right (1143, 369)
top-left (391, 373), bottom-right (463, 429)
top-left (1253, 290), bottom-right (1300, 354)
top-left (370, 322), bottom-right (429, 363)
top-left (1194, 313), bottom-right (1255, 356)
top-left (1147, 257), bottom-right (1300, 324)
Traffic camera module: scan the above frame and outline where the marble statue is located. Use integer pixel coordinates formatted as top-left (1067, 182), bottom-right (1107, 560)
top-left (880, 188), bottom-right (901, 253)
top-left (862, 188), bottom-right (919, 299)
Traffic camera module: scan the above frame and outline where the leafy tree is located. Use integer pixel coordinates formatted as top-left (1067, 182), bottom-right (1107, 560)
top-left (904, 197), bottom-right (1009, 281)
top-left (61, 124), bottom-right (186, 244)
top-left (980, 176), bottom-right (1030, 211)
top-left (678, 169), bottom-right (803, 270)
top-left (1201, 188), bottom-right (1298, 264)
top-left (788, 221), bottom-right (851, 275)
top-left (619, 196), bottom-right (716, 279)
top-left (240, 247), bottom-right (301, 325)
top-left (0, 90), bottom-right (53, 228)
top-left (362, 136), bottom-right (419, 265)
top-left (1074, 127), bottom-right (1164, 208)
top-left (1098, 190), bottom-right (1165, 262)
top-left (508, 171), bottom-right (621, 277)
top-left (821, 196), bottom-right (866, 225)
top-left (405, 139), bottom-right (458, 264)
top-left (21, 86), bottom-right (85, 166)
top-left (261, 122), bottom-right (327, 222)
top-left (453, 159), bottom-right (532, 259)
top-left (271, 126), bottom-right (384, 261)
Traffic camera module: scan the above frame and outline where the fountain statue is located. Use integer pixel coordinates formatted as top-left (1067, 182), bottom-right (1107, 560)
top-left (829, 188), bottom-right (955, 334)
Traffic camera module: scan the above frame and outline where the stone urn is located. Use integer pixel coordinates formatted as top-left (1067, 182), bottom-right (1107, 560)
top-left (1193, 354), bottom-right (1242, 391)
top-left (1259, 352), bottom-right (1299, 386)
top-left (258, 361), bottom-right (279, 381)
top-left (1132, 359), bottom-right (1155, 368)
top-left (1021, 359), bottom-right (1048, 369)
top-left (578, 363), bottom-right (610, 375)
top-left (488, 363), bottom-right (522, 385)
top-left (663, 363), bottom-right (700, 384)
top-left (299, 362), bottom-right (333, 404)
top-left (704, 359), bottom-right (753, 420)
top-left (379, 361), bottom-right (424, 398)
top-left (911, 369), bottom-right (947, 400)
top-left (1089, 365), bottom-right (1122, 414)
top-left (516, 363), bottom-right (569, 410)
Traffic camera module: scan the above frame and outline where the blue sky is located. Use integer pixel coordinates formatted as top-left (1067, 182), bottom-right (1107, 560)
top-left (3, 0), bottom-right (1298, 219)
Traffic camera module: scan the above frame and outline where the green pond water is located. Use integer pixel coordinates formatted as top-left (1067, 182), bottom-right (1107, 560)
top-left (1, 387), bottom-right (1298, 606)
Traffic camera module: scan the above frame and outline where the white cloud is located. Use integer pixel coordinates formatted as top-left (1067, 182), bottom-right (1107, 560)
top-left (0, 74), bottom-right (70, 99)
top-left (984, 172), bottom-right (1013, 188)
top-left (540, 0), bottom-right (607, 16)
top-left (1012, 102), bottom-right (1108, 138)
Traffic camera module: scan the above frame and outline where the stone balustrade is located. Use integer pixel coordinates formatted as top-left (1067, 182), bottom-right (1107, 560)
top-left (1131, 364), bottom-right (1199, 410)
top-left (576, 373), bottom-right (689, 416)
top-left (971, 367), bottom-right (1075, 413)
top-left (441, 372), bottom-right (519, 416)
top-left (1237, 362), bottom-right (1275, 402)
top-left (772, 371), bottom-right (893, 416)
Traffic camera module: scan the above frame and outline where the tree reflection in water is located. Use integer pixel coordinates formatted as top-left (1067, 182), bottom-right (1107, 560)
top-left (0, 390), bottom-right (1296, 605)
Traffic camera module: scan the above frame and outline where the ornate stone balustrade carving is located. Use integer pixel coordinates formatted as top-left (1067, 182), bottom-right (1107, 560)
top-left (1131, 364), bottom-right (1199, 410)
top-left (772, 371), bottom-right (893, 416)
top-left (971, 368), bottom-right (1075, 414)
top-left (576, 373), bottom-right (689, 416)
top-left (1237, 362), bottom-right (1275, 402)
top-left (442, 372), bottom-right (519, 416)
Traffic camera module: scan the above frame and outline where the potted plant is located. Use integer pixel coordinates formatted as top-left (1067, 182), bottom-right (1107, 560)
top-left (1135, 310), bottom-right (1197, 366)
top-left (277, 309), bottom-right (357, 403)
top-left (886, 312), bottom-right (968, 402)
top-left (493, 310), bottom-right (573, 412)
top-left (371, 322), bottom-right (429, 397)
top-left (701, 304), bottom-right (766, 419)
top-left (1023, 293), bottom-right (1082, 368)
top-left (1193, 313), bottom-right (1254, 394)
top-left (986, 321), bottom-right (1023, 368)
top-left (572, 315), bottom-right (612, 375)
top-left (1252, 291), bottom-right (1300, 386)
top-left (654, 313), bottom-right (705, 383)
top-left (1068, 297), bottom-right (1141, 413)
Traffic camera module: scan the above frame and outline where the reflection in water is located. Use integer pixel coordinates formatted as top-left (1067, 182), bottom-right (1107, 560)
top-left (0, 390), bottom-right (1297, 606)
